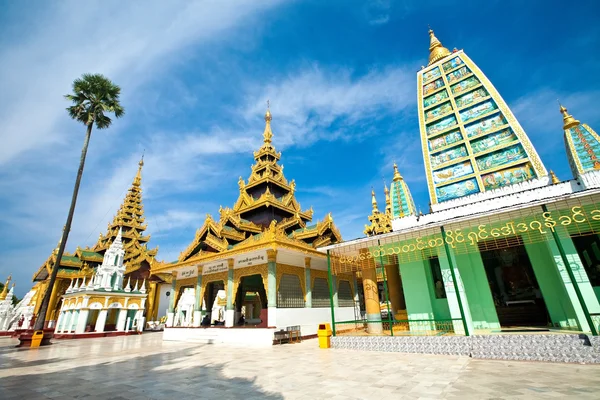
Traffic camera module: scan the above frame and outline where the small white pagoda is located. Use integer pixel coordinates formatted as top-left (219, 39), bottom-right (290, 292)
top-left (0, 276), bottom-right (15, 331)
top-left (55, 229), bottom-right (148, 335)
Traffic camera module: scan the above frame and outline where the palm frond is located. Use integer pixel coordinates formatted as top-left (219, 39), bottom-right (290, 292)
top-left (64, 73), bottom-right (124, 129)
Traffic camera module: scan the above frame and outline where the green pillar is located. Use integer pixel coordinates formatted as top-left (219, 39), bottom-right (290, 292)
top-left (195, 268), bottom-right (203, 312)
top-left (438, 231), bottom-right (473, 336)
top-left (326, 250), bottom-right (336, 336)
top-left (399, 258), bottom-right (436, 332)
top-left (331, 275), bottom-right (339, 307)
top-left (540, 207), bottom-right (600, 335)
top-left (304, 258), bottom-right (312, 308)
top-left (452, 250), bottom-right (500, 330)
top-left (524, 240), bottom-right (579, 329)
top-left (168, 272), bottom-right (177, 313)
top-left (267, 250), bottom-right (277, 307)
top-left (226, 260), bottom-right (234, 311)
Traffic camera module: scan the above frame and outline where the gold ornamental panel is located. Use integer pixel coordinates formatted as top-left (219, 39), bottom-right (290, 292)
top-left (175, 277), bottom-right (197, 292)
top-left (200, 271), bottom-right (228, 305)
top-left (233, 263), bottom-right (268, 300)
top-left (276, 264), bottom-right (306, 298)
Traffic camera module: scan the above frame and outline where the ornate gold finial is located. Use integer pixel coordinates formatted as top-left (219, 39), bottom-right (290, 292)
top-left (0, 275), bottom-right (11, 301)
top-left (428, 28), bottom-right (451, 66)
top-left (263, 102), bottom-right (273, 144)
top-left (550, 170), bottom-right (560, 184)
top-left (393, 163), bottom-right (403, 182)
top-left (371, 188), bottom-right (379, 211)
top-left (558, 101), bottom-right (580, 130)
top-left (133, 153), bottom-right (144, 187)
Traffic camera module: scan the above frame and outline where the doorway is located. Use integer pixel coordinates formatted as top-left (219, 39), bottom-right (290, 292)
top-left (235, 274), bottom-right (267, 327)
top-left (479, 243), bottom-right (550, 327)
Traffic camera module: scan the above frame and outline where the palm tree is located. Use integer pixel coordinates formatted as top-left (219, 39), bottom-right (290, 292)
top-left (33, 74), bottom-right (124, 332)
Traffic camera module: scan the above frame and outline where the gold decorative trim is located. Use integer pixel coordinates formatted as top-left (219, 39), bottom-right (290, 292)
top-left (232, 263), bottom-right (269, 301)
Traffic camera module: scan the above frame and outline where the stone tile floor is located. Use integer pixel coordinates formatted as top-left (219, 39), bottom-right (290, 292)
top-left (0, 333), bottom-right (599, 399)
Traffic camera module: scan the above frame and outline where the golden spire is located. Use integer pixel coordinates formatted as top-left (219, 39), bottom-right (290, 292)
top-left (371, 189), bottom-right (379, 212)
top-left (0, 275), bottom-right (11, 301)
top-left (263, 101), bottom-right (273, 145)
top-left (133, 154), bottom-right (144, 187)
top-left (550, 170), bottom-right (560, 184)
top-left (559, 103), bottom-right (580, 130)
top-left (393, 163), bottom-right (403, 182)
top-left (384, 183), bottom-right (391, 214)
top-left (428, 28), bottom-right (451, 66)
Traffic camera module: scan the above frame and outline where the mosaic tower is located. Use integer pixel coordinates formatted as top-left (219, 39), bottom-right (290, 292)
top-left (561, 105), bottom-right (600, 178)
top-left (417, 30), bottom-right (547, 209)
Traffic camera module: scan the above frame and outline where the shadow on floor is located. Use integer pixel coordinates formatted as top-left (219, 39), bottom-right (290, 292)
top-left (0, 343), bottom-right (283, 400)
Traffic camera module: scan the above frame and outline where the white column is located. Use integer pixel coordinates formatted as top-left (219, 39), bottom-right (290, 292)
top-left (75, 309), bottom-right (89, 334)
top-left (59, 311), bottom-right (71, 333)
top-left (116, 309), bottom-right (127, 331)
top-left (134, 310), bottom-right (144, 332)
top-left (68, 310), bottom-right (79, 333)
top-left (55, 311), bottom-right (65, 332)
top-left (95, 309), bottom-right (108, 332)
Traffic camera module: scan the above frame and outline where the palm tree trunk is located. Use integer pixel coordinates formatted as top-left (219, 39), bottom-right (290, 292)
top-left (33, 123), bottom-right (94, 332)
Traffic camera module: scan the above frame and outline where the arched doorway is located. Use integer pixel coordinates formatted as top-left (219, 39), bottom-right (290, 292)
top-left (204, 281), bottom-right (225, 324)
top-left (235, 274), bottom-right (268, 327)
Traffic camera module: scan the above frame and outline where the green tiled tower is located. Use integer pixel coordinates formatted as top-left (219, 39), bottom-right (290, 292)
top-left (417, 30), bottom-right (547, 207)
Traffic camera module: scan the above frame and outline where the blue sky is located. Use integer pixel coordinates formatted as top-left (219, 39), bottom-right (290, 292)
top-left (1, 0), bottom-right (599, 297)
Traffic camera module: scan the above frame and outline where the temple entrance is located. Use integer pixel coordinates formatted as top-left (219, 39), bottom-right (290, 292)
top-left (235, 274), bottom-right (267, 327)
top-left (204, 281), bottom-right (225, 324)
top-left (480, 243), bottom-right (550, 328)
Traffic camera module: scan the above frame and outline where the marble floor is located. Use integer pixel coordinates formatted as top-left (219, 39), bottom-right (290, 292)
top-left (0, 333), bottom-right (599, 399)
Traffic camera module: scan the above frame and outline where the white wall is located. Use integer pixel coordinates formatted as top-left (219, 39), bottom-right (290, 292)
top-left (156, 283), bottom-right (171, 320)
top-left (275, 307), bottom-right (356, 336)
top-left (163, 327), bottom-right (275, 346)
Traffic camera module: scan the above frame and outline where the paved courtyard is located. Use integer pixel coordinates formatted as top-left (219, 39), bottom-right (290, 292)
top-left (0, 333), bottom-right (599, 399)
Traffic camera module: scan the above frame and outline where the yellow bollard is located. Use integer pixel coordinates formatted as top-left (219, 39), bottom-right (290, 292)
top-left (30, 330), bottom-right (44, 348)
top-left (317, 323), bottom-right (332, 349)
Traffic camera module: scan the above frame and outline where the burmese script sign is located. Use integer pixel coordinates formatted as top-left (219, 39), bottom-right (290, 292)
top-left (203, 260), bottom-right (228, 275)
top-left (177, 265), bottom-right (198, 279)
top-left (337, 205), bottom-right (600, 264)
top-left (235, 251), bottom-right (266, 268)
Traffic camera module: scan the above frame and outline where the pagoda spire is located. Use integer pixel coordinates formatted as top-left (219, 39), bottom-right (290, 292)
top-left (392, 163), bottom-right (403, 182)
top-left (133, 154), bottom-right (144, 188)
top-left (0, 275), bottom-right (11, 301)
top-left (428, 28), bottom-right (451, 66)
top-left (389, 164), bottom-right (416, 218)
top-left (263, 101), bottom-right (273, 145)
top-left (559, 103), bottom-right (580, 130)
top-left (384, 183), bottom-right (391, 216)
top-left (92, 157), bottom-right (158, 273)
top-left (561, 104), bottom-right (600, 179)
top-left (371, 189), bottom-right (379, 212)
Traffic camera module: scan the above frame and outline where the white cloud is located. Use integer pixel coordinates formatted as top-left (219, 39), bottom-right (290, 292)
top-left (0, 0), bottom-right (285, 165)
top-left (242, 64), bottom-right (417, 148)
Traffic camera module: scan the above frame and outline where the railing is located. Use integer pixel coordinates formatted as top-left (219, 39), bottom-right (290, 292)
top-left (334, 318), bottom-right (463, 337)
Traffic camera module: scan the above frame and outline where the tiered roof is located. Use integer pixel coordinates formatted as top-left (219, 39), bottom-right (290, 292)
top-left (176, 108), bottom-right (342, 262)
top-left (32, 158), bottom-right (157, 281)
top-left (92, 158), bottom-right (158, 275)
